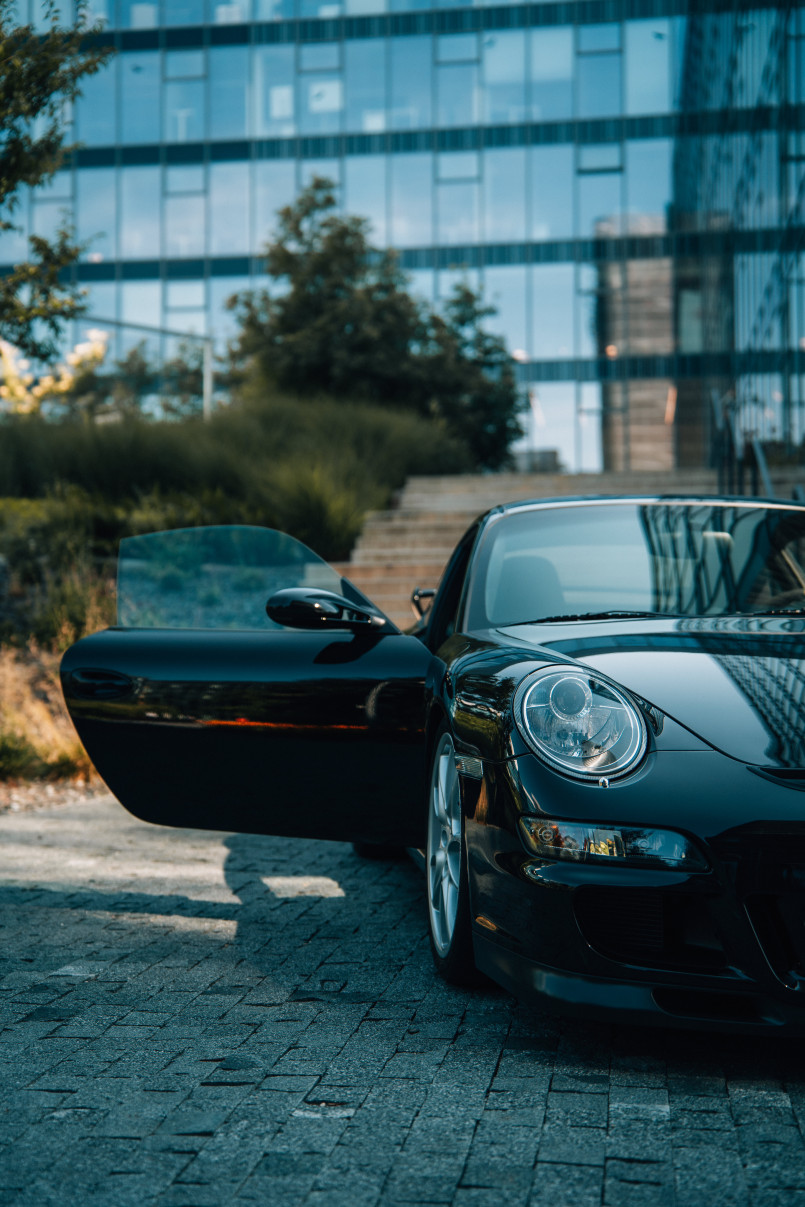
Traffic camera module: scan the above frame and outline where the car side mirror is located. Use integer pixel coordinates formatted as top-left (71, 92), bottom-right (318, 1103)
top-left (266, 587), bottom-right (391, 633)
top-left (411, 586), bottom-right (437, 619)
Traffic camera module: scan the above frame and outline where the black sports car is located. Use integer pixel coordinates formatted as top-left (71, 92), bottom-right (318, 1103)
top-left (61, 496), bottom-right (805, 1032)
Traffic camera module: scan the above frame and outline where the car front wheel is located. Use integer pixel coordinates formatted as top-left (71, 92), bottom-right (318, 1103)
top-left (426, 726), bottom-right (478, 984)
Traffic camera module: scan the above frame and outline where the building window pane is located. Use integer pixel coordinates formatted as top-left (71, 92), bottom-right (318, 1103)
top-left (120, 53), bottom-right (160, 143)
top-left (166, 165), bottom-right (204, 194)
top-left (345, 39), bottom-right (386, 133)
top-left (483, 265), bottom-right (527, 356)
top-left (299, 158), bottom-right (340, 188)
top-left (209, 47), bottom-right (249, 139)
top-left (625, 20), bottom-right (671, 115)
top-left (254, 0), bottom-right (292, 19)
top-left (32, 199), bottom-right (68, 242)
top-left (210, 276), bottom-right (251, 344)
top-left (165, 194), bottom-right (205, 256)
top-left (77, 168), bottom-right (117, 262)
top-left (163, 0), bottom-right (205, 25)
top-left (390, 37), bottom-right (431, 130)
top-left (437, 63), bottom-right (479, 127)
top-left (120, 0), bottom-right (157, 27)
top-left (75, 60), bottom-right (117, 146)
top-left (164, 79), bottom-right (205, 142)
top-left (577, 53), bottom-right (621, 118)
top-left (530, 28), bottom-right (573, 120)
top-left (437, 181), bottom-right (478, 245)
top-left (165, 49), bottom-right (204, 78)
top-left (530, 145), bottom-right (573, 240)
top-left (579, 23), bottom-right (620, 52)
top-left (253, 46), bottom-right (295, 136)
top-left (484, 148), bottom-right (526, 242)
top-left (437, 34), bottom-right (477, 63)
top-left (344, 156), bottom-right (387, 244)
top-left (298, 74), bottom-right (343, 134)
top-left (532, 264), bottom-right (574, 358)
top-left (254, 159), bottom-right (296, 246)
top-left (482, 31), bottom-right (526, 124)
top-left (345, 0), bottom-right (384, 14)
top-left (626, 139), bottom-right (671, 231)
top-left (300, 43), bottom-right (340, 71)
top-left (437, 151), bottom-right (479, 181)
top-left (390, 153), bottom-right (432, 246)
top-left (119, 166), bottom-right (161, 258)
top-left (120, 281), bottom-right (161, 355)
top-left (0, 188), bottom-right (29, 264)
top-left (209, 162), bottom-right (249, 254)
top-left (578, 170), bottom-right (621, 238)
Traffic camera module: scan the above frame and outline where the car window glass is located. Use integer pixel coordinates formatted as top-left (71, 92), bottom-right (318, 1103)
top-left (467, 503), bottom-right (805, 627)
top-left (117, 525), bottom-right (372, 629)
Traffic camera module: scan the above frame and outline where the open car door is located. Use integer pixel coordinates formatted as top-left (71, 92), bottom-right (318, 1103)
top-left (61, 526), bottom-right (432, 846)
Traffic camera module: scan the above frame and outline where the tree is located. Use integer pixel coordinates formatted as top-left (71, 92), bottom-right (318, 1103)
top-left (0, 0), bottom-right (113, 361)
top-left (229, 178), bottom-right (524, 468)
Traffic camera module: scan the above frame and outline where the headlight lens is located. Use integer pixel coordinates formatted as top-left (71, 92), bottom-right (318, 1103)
top-left (514, 665), bottom-right (647, 780)
top-left (520, 817), bottom-right (708, 871)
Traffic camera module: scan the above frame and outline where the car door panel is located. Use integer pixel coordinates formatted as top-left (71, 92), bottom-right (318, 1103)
top-left (60, 526), bottom-right (432, 846)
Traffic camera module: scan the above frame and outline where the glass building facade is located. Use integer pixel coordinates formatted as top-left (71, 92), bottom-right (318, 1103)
top-left (1, 0), bottom-right (802, 470)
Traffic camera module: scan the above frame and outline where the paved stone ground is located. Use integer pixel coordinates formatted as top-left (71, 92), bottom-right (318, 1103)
top-left (0, 792), bottom-right (804, 1206)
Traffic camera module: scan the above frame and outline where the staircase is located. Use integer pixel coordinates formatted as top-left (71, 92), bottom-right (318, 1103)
top-left (334, 468), bottom-right (803, 629)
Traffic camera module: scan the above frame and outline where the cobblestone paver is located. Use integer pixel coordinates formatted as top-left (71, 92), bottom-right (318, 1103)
top-left (0, 793), bottom-right (803, 1206)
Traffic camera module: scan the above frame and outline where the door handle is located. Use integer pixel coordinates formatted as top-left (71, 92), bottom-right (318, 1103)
top-left (67, 668), bottom-right (134, 700)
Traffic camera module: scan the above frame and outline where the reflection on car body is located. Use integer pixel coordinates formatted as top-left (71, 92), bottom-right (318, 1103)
top-left (61, 496), bottom-right (805, 1032)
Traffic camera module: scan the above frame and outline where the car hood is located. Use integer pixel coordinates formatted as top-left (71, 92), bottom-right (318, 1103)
top-left (496, 615), bottom-right (805, 769)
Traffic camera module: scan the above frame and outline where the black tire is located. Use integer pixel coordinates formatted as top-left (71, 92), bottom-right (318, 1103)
top-left (426, 724), bottom-right (480, 985)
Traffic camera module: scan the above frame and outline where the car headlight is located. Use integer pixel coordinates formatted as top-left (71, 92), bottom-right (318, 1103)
top-left (519, 817), bottom-right (708, 871)
top-left (514, 665), bottom-right (647, 780)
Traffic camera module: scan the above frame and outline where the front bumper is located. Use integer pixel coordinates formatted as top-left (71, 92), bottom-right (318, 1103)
top-left (464, 749), bottom-right (805, 1032)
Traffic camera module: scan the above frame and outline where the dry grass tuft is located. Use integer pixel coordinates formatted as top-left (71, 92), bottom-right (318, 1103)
top-left (0, 644), bottom-right (95, 781)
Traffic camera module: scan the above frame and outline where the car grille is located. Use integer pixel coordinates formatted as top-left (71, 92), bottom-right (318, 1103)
top-left (574, 887), bottom-right (726, 971)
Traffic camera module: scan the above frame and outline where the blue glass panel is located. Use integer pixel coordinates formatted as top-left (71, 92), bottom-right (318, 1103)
top-left (253, 46), bottom-right (295, 137)
top-left (83, 284), bottom-right (118, 338)
top-left (437, 181), bottom-right (478, 246)
top-left (164, 80), bottom-right (205, 142)
top-left (165, 50), bottom-right (204, 78)
top-left (482, 31), bottom-right (526, 124)
top-left (437, 63), bottom-right (479, 127)
top-left (579, 23), bottom-right (620, 52)
top-left (530, 28), bottom-right (573, 121)
top-left (300, 158), bottom-right (341, 188)
top-left (345, 39), bottom-right (386, 134)
top-left (162, 0), bottom-right (204, 25)
top-left (210, 276), bottom-right (252, 344)
top-left (437, 34), bottom-right (477, 63)
top-left (389, 37), bottom-right (431, 129)
top-left (390, 153), bottom-right (432, 247)
top-left (254, 159), bottom-right (296, 245)
top-left (300, 43), bottom-right (340, 71)
top-left (298, 73), bottom-right (343, 135)
top-left (626, 139), bottom-right (671, 231)
top-left (437, 267), bottom-right (480, 304)
top-left (120, 53), bottom-right (160, 144)
top-left (166, 281), bottom-right (205, 308)
top-left (75, 59), bottom-right (117, 145)
top-left (77, 168), bottom-right (117, 262)
top-left (345, 0), bottom-right (384, 14)
top-left (406, 268), bottom-right (435, 305)
top-left (578, 170), bottom-right (621, 237)
top-left (32, 200), bottom-right (67, 242)
top-left (438, 152), bottom-right (478, 181)
top-left (210, 47), bottom-right (249, 139)
top-left (577, 53), bottom-right (621, 118)
top-left (345, 156), bottom-right (387, 244)
top-left (530, 145), bottom-right (573, 240)
top-left (579, 144), bottom-right (621, 171)
top-left (531, 263), bottom-right (574, 358)
top-left (119, 0), bottom-right (157, 27)
top-left (254, 0), bottom-right (292, 18)
top-left (576, 264), bottom-right (597, 359)
top-left (298, 0), bottom-right (340, 17)
top-left (166, 165), bottom-right (204, 193)
top-left (165, 194), bottom-right (205, 256)
top-left (211, 0), bottom-right (249, 19)
top-left (83, 0), bottom-right (113, 26)
top-left (484, 148), bottom-right (526, 243)
top-left (483, 265), bottom-right (528, 356)
top-left (119, 166), bottom-right (160, 258)
top-left (120, 280), bottom-right (161, 355)
top-left (209, 162), bottom-right (250, 255)
top-left (389, 0), bottom-right (426, 15)
top-left (523, 383), bottom-right (576, 472)
top-left (625, 19), bottom-right (671, 115)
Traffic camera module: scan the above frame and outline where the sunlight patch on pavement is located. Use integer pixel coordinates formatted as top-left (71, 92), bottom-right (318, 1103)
top-left (262, 875), bottom-right (345, 898)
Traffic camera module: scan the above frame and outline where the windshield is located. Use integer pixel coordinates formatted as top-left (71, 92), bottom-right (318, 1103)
top-left (117, 525), bottom-right (372, 629)
top-left (465, 502), bottom-right (805, 628)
